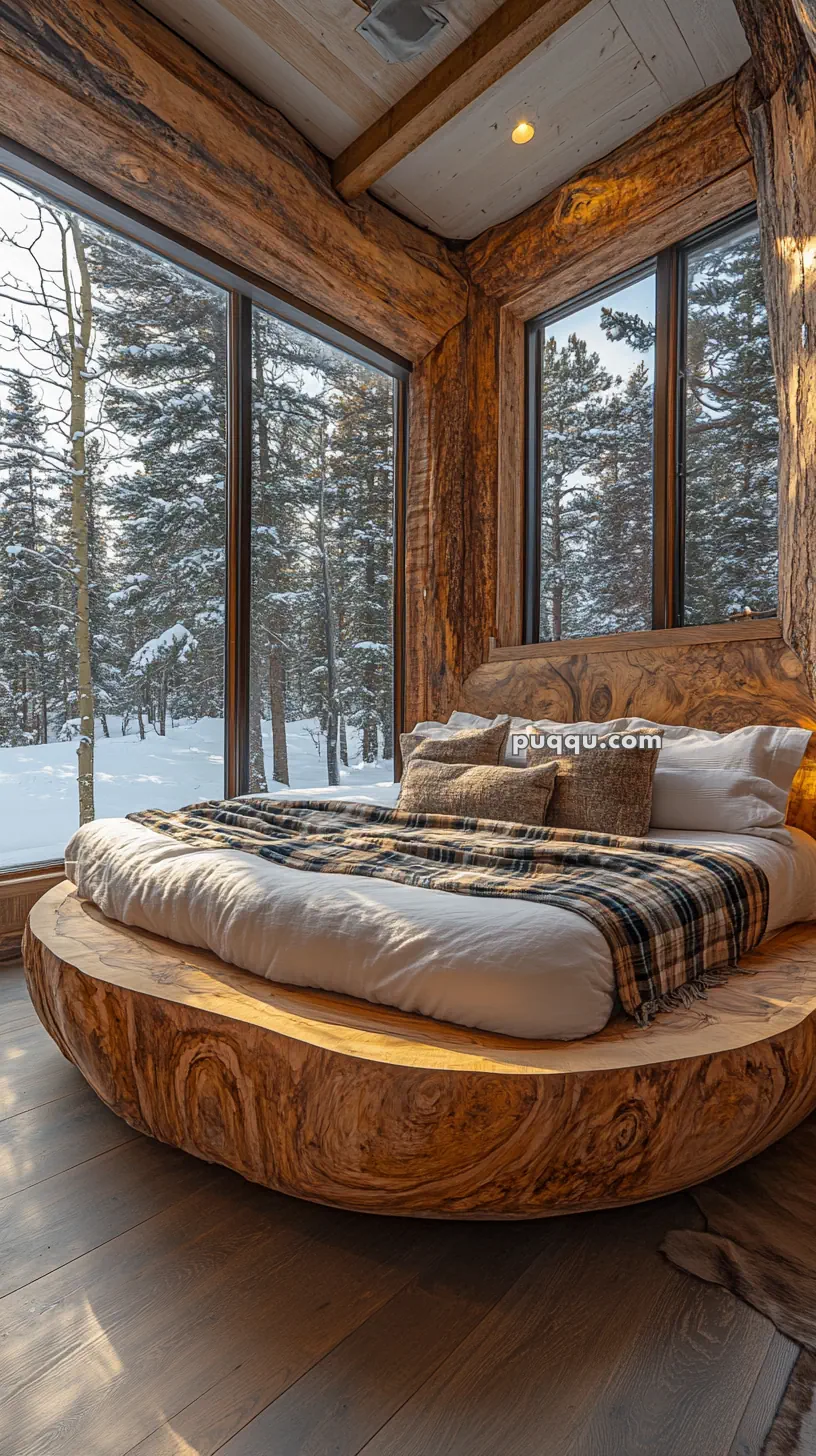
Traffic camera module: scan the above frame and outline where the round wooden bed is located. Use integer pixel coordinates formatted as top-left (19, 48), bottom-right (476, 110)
top-left (23, 879), bottom-right (816, 1219)
top-left (21, 625), bottom-right (816, 1219)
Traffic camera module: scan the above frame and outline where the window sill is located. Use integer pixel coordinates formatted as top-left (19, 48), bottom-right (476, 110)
top-left (492, 617), bottom-right (782, 663)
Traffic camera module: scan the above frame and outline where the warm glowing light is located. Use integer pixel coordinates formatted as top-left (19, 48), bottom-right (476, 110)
top-left (511, 121), bottom-right (535, 145)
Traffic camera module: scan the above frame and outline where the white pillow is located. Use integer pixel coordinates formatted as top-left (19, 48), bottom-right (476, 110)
top-left (448, 712), bottom-right (810, 834)
top-left (411, 719), bottom-right (458, 739)
top-left (650, 725), bottom-right (811, 834)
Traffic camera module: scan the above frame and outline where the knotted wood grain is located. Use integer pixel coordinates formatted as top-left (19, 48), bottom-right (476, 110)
top-left (22, 884), bottom-right (816, 1219)
top-left (733, 2), bottom-right (816, 707)
top-left (461, 630), bottom-right (816, 837)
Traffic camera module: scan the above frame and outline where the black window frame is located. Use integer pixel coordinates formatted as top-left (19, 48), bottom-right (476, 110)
top-left (523, 203), bottom-right (764, 643)
top-left (0, 134), bottom-right (409, 870)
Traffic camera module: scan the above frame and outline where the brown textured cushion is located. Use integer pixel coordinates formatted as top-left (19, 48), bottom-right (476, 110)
top-left (528, 741), bottom-right (660, 837)
top-left (400, 717), bottom-right (510, 768)
top-left (397, 757), bottom-right (557, 826)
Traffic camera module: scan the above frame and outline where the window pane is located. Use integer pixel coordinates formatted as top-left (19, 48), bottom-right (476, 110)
top-left (538, 272), bottom-right (656, 640)
top-left (0, 175), bottom-right (228, 868)
top-left (249, 308), bottom-right (395, 793)
top-left (682, 218), bottom-right (779, 625)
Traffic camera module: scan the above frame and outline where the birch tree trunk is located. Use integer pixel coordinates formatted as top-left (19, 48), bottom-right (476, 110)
top-left (316, 430), bottom-right (339, 787)
top-left (733, 2), bottom-right (816, 695)
top-left (252, 335), bottom-right (284, 790)
top-left (248, 680), bottom-right (267, 792)
top-left (62, 218), bottom-right (95, 824)
top-left (268, 645), bottom-right (289, 785)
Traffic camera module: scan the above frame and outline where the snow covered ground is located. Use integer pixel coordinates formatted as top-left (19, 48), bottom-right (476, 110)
top-left (0, 717), bottom-right (395, 868)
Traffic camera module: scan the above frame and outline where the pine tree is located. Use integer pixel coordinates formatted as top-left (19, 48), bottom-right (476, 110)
top-left (538, 334), bottom-right (612, 639)
top-left (329, 364), bottom-right (394, 762)
top-left (90, 227), bottom-right (228, 739)
top-left (250, 310), bottom-right (336, 788)
top-left (588, 360), bottom-right (654, 633)
top-left (683, 233), bottom-right (778, 623)
top-left (0, 372), bottom-right (53, 744)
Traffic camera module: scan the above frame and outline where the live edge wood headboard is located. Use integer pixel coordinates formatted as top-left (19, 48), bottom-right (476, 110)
top-left (458, 619), bottom-right (816, 839)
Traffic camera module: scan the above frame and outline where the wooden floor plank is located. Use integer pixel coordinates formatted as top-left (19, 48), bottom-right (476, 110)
top-left (123, 1208), bottom-right (468, 1456)
top-left (1, 1178), bottom-right (456, 1456)
top-left (357, 1197), bottom-right (775, 1456)
top-left (0, 1084), bottom-right (137, 1198)
top-left (216, 1222), bottom-right (547, 1456)
top-left (728, 1329), bottom-right (801, 1456)
top-left (0, 963), bottom-right (26, 998)
top-left (0, 1135), bottom-right (215, 1298)
top-left (0, 966), bottom-right (38, 1032)
top-left (0, 1012), bottom-right (39, 1033)
top-left (0, 1018), bottom-right (84, 1119)
top-left (0, 960), bottom-right (796, 1456)
top-left (565, 1269), bottom-right (777, 1455)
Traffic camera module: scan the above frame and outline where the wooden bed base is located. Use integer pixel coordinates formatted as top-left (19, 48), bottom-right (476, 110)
top-left (23, 882), bottom-right (816, 1219)
top-left (22, 626), bottom-right (816, 1218)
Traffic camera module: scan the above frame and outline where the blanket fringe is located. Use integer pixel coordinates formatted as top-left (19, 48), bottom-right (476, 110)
top-left (635, 968), bottom-right (732, 1027)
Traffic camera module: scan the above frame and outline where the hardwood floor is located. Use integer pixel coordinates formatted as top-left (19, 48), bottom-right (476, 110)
top-left (0, 962), bottom-right (797, 1456)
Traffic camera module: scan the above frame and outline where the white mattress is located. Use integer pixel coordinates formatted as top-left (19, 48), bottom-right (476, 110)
top-left (64, 786), bottom-right (816, 1040)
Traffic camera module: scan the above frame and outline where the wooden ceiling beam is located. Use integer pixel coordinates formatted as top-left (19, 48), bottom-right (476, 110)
top-left (332, 0), bottom-right (595, 201)
top-left (0, 0), bottom-right (468, 362)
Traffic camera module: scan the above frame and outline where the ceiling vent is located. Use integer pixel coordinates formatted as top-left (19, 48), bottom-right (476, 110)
top-left (355, 0), bottom-right (448, 64)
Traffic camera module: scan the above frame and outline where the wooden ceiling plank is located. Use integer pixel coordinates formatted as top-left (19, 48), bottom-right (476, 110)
top-left (609, 0), bottom-right (705, 106)
top-left (664, 0), bottom-right (750, 86)
top-left (216, 0), bottom-right (390, 120)
top-left (396, 21), bottom-right (661, 240)
top-left (141, 0), bottom-right (364, 149)
top-left (332, 0), bottom-right (597, 201)
top-left (274, 0), bottom-right (506, 108)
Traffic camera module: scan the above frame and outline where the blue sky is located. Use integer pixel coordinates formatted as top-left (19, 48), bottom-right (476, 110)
top-left (546, 273), bottom-right (655, 385)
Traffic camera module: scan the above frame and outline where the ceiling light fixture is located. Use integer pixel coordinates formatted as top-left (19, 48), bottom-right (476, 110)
top-left (511, 121), bottom-right (535, 144)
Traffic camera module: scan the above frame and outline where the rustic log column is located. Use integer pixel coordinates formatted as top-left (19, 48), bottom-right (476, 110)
top-left (405, 322), bottom-right (467, 726)
top-left (404, 285), bottom-right (511, 728)
top-left (463, 287), bottom-right (502, 681)
top-left (734, 1), bottom-right (816, 695)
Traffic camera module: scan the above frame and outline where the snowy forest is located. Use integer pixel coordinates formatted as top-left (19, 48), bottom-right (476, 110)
top-left (0, 176), bottom-right (395, 866)
top-left (538, 220), bottom-right (779, 639)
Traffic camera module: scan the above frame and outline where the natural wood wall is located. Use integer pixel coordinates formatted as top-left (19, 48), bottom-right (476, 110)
top-left (0, 870), bottom-right (64, 961)
top-left (463, 289), bottom-right (502, 685)
top-left (400, 67), bottom-right (772, 721)
top-left (405, 286), bottom-right (509, 723)
top-left (4, 3), bottom-right (799, 733)
top-left (0, 0), bottom-right (466, 363)
top-left (454, 75), bottom-right (757, 664)
top-left (405, 323), bottom-right (467, 725)
top-left (733, 0), bottom-right (816, 702)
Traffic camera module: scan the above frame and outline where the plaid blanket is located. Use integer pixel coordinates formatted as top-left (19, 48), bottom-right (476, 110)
top-left (128, 797), bottom-right (770, 1025)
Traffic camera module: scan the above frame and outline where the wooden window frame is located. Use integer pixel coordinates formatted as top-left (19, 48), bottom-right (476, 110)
top-left (0, 136), bottom-right (409, 876)
top-left (523, 203), bottom-right (762, 644)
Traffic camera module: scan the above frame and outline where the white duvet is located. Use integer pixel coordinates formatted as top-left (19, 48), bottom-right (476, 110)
top-left (64, 786), bottom-right (816, 1040)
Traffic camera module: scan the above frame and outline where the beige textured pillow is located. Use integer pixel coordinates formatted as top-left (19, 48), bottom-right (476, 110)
top-left (400, 717), bottom-right (510, 768)
top-left (397, 757), bottom-right (557, 826)
top-left (529, 741), bottom-right (660, 837)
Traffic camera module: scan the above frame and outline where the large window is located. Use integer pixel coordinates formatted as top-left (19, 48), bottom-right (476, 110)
top-left (526, 209), bottom-right (779, 641)
top-left (0, 156), bottom-right (403, 869)
top-left (248, 307), bottom-right (396, 793)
